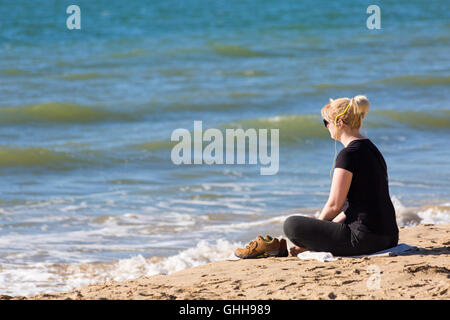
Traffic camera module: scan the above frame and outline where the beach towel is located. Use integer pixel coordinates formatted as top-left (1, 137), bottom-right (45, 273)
top-left (297, 243), bottom-right (419, 262)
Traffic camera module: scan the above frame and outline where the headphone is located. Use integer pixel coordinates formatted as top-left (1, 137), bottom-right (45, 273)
top-left (334, 100), bottom-right (352, 127)
top-left (329, 99), bottom-right (352, 179)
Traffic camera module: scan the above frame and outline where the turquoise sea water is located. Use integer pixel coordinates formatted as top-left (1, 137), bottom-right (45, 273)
top-left (0, 1), bottom-right (449, 296)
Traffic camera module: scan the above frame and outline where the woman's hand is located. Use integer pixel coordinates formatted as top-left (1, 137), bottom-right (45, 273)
top-left (332, 212), bottom-right (347, 223)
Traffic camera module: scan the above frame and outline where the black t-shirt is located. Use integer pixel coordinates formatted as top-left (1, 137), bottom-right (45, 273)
top-left (335, 139), bottom-right (399, 236)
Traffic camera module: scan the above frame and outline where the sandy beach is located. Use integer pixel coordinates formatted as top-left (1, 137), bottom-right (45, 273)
top-left (4, 223), bottom-right (448, 300)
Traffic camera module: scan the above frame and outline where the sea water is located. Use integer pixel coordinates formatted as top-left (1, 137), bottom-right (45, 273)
top-left (0, 0), bottom-right (449, 296)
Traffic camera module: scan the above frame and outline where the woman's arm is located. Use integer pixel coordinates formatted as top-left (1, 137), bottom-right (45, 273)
top-left (318, 168), bottom-right (353, 221)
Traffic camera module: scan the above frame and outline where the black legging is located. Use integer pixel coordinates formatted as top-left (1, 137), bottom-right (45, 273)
top-left (283, 215), bottom-right (398, 256)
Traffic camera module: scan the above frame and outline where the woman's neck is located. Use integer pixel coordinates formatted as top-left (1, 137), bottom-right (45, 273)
top-left (339, 129), bottom-right (366, 147)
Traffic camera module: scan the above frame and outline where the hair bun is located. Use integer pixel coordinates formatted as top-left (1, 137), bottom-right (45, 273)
top-left (352, 95), bottom-right (370, 117)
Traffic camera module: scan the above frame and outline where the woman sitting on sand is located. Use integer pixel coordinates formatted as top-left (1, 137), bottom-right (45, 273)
top-left (284, 95), bottom-right (399, 256)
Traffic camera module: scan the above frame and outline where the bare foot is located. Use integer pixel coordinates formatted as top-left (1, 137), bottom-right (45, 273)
top-left (289, 246), bottom-right (308, 256)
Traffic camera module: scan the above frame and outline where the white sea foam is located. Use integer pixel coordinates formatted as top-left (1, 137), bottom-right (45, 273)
top-left (60, 201), bottom-right (88, 212)
top-left (0, 239), bottom-right (243, 297)
top-left (416, 206), bottom-right (450, 225)
top-left (144, 239), bottom-right (242, 275)
top-left (392, 196), bottom-right (450, 227)
top-left (391, 196), bottom-right (422, 227)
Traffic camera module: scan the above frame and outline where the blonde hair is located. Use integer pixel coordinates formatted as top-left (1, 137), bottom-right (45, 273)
top-left (321, 95), bottom-right (370, 129)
